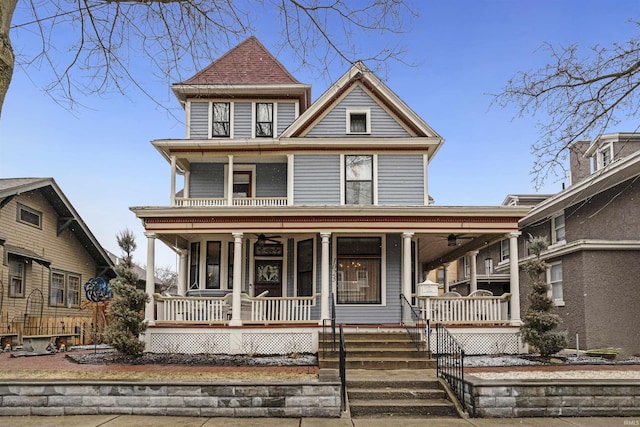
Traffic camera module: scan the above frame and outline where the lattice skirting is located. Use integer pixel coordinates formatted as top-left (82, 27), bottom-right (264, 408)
top-left (147, 328), bottom-right (317, 355)
top-left (430, 327), bottom-right (525, 355)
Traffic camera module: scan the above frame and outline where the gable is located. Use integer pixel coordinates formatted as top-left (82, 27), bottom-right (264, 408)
top-left (305, 85), bottom-right (411, 138)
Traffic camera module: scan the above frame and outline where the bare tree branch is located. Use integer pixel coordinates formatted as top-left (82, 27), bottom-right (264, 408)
top-left (1, 0), bottom-right (417, 118)
top-left (493, 19), bottom-right (640, 188)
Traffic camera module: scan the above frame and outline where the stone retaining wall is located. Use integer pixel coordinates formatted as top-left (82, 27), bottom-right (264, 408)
top-left (0, 380), bottom-right (341, 417)
top-left (463, 377), bottom-right (640, 417)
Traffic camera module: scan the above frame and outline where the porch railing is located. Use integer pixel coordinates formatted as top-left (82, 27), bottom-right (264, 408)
top-left (174, 197), bottom-right (288, 207)
top-left (154, 293), bottom-right (320, 324)
top-left (417, 293), bottom-right (511, 324)
top-left (400, 293), bottom-right (429, 354)
top-left (436, 323), bottom-right (466, 411)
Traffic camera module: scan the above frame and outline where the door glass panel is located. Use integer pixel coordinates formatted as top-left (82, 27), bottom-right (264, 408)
top-left (206, 241), bottom-right (221, 289)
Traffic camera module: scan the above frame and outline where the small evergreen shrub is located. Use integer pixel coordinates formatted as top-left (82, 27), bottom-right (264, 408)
top-left (519, 235), bottom-right (566, 357)
top-left (104, 229), bottom-right (149, 356)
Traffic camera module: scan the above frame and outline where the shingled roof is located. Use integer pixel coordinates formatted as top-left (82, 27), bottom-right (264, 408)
top-left (180, 36), bottom-right (302, 85)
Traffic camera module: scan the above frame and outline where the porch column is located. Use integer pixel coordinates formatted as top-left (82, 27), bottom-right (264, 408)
top-left (443, 262), bottom-right (450, 293)
top-left (402, 232), bottom-right (414, 299)
top-left (227, 155), bottom-right (234, 206)
top-left (509, 232), bottom-right (522, 325)
top-left (320, 232), bottom-right (331, 323)
top-left (144, 232), bottom-right (156, 325)
top-left (170, 156), bottom-right (177, 206)
top-left (468, 250), bottom-right (479, 294)
top-left (177, 249), bottom-right (188, 295)
top-left (230, 232), bottom-right (244, 326)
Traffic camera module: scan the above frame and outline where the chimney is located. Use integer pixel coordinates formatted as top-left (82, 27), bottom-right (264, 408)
top-left (569, 140), bottom-right (591, 186)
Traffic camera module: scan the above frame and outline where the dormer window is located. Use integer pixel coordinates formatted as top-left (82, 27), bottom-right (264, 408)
top-left (346, 108), bottom-right (371, 134)
top-left (212, 102), bottom-right (230, 137)
top-left (255, 103), bottom-right (274, 137)
top-left (596, 143), bottom-right (613, 170)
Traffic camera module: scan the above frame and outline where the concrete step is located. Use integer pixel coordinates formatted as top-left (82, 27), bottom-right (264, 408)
top-left (320, 332), bottom-right (414, 341)
top-left (321, 348), bottom-right (426, 358)
top-left (349, 398), bottom-right (457, 418)
top-left (347, 378), bottom-right (441, 389)
top-left (319, 357), bottom-right (435, 370)
top-left (348, 387), bottom-right (447, 400)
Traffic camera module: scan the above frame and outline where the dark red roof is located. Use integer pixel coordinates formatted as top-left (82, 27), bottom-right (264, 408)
top-left (181, 36), bottom-right (302, 85)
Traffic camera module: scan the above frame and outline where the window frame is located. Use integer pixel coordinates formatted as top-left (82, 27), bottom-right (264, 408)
top-left (295, 238), bottom-right (315, 297)
top-left (596, 143), bottom-right (614, 170)
top-left (344, 154), bottom-right (374, 205)
top-left (335, 236), bottom-right (384, 305)
top-left (499, 239), bottom-right (510, 263)
top-left (345, 108), bottom-right (371, 135)
top-left (17, 203), bottom-right (42, 229)
top-left (223, 165), bottom-right (257, 199)
top-left (547, 261), bottom-right (565, 306)
top-left (212, 102), bottom-right (231, 137)
top-left (551, 213), bottom-right (566, 244)
top-left (254, 102), bottom-right (275, 138)
top-left (8, 257), bottom-right (26, 298)
top-left (205, 241), bottom-right (222, 289)
top-left (49, 270), bottom-right (82, 308)
top-left (189, 242), bottom-right (201, 290)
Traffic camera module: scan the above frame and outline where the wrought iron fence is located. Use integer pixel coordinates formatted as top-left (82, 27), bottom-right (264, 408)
top-left (436, 323), bottom-right (466, 410)
top-left (339, 323), bottom-right (347, 412)
top-left (400, 293), bottom-right (429, 354)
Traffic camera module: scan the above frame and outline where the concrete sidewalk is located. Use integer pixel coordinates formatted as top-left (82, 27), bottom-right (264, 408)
top-left (0, 415), bottom-right (637, 426)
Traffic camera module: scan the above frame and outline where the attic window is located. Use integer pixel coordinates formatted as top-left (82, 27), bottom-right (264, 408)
top-left (596, 143), bottom-right (613, 170)
top-left (17, 203), bottom-right (42, 229)
top-left (346, 108), bottom-right (370, 134)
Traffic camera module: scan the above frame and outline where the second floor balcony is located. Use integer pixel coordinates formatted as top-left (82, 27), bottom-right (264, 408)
top-left (174, 196), bottom-right (289, 208)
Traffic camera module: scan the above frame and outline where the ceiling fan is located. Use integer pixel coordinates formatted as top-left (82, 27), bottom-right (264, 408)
top-left (446, 234), bottom-right (474, 247)
top-left (254, 233), bottom-right (282, 246)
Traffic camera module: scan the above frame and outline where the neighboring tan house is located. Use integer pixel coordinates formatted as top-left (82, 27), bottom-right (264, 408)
top-left (470, 133), bottom-right (640, 356)
top-left (131, 37), bottom-right (530, 354)
top-left (0, 178), bottom-right (115, 346)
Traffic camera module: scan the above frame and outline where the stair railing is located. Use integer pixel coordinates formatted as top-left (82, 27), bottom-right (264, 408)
top-left (400, 293), bottom-right (429, 355)
top-left (436, 323), bottom-right (466, 410)
top-left (339, 323), bottom-right (347, 412)
top-left (321, 292), bottom-right (337, 359)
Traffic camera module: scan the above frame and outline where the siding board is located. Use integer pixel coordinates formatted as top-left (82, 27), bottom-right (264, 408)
top-left (307, 87), bottom-right (410, 137)
top-left (256, 164), bottom-right (287, 197)
top-left (189, 102), bottom-right (209, 139)
top-left (277, 103), bottom-right (296, 136)
top-left (189, 163), bottom-right (224, 198)
top-left (378, 155), bottom-right (425, 205)
top-left (234, 102), bottom-right (252, 139)
top-left (294, 155), bottom-right (341, 205)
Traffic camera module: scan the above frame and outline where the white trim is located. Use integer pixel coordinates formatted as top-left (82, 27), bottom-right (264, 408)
top-left (518, 239), bottom-right (640, 265)
top-left (372, 154), bottom-right (378, 206)
top-left (287, 154), bottom-right (294, 206)
top-left (331, 233), bottom-right (387, 307)
top-left (229, 102), bottom-right (235, 139)
top-left (596, 142), bottom-right (614, 170)
top-left (423, 154), bottom-right (429, 205)
top-left (345, 107), bottom-right (371, 135)
top-left (207, 101), bottom-right (213, 139)
top-left (186, 101), bottom-right (192, 139)
top-left (223, 164), bottom-right (257, 199)
top-left (551, 212), bottom-right (566, 245)
top-left (339, 155), bottom-right (345, 206)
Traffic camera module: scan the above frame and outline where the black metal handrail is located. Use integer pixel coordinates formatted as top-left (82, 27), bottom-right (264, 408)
top-left (321, 292), bottom-right (337, 358)
top-left (436, 323), bottom-right (466, 410)
top-left (339, 323), bottom-right (347, 412)
top-left (400, 293), bottom-right (429, 354)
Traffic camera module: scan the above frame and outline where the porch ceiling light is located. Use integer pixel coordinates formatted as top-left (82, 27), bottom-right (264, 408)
top-left (257, 234), bottom-right (266, 247)
top-left (447, 234), bottom-right (457, 246)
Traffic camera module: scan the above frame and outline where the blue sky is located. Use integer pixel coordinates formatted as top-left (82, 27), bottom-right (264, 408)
top-left (1, 1), bottom-right (639, 269)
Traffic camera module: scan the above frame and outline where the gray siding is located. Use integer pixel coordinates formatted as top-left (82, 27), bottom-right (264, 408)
top-left (256, 163), bottom-right (287, 197)
top-left (278, 103), bottom-right (296, 136)
top-left (189, 163), bottom-right (224, 197)
top-left (189, 102), bottom-right (209, 139)
top-left (307, 87), bottom-right (410, 137)
top-left (335, 234), bottom-right (402, 324)
top-left (294, 155), bottom-right (341, 205)
top-left (378, 155), bottom-right (425, 205)
top-left (234, 102), bottom-right (252, 139)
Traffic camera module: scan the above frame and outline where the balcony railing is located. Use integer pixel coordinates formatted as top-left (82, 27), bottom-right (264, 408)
top-left (417, 293), bottom-right (511, 325)
top-left (174, 197), bottom-right (288, 207)
top-left (154, 292), bottom-right (320, 324)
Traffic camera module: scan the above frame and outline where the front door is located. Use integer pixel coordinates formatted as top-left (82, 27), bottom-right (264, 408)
top-left (254, 259), bottom-right (283, 297)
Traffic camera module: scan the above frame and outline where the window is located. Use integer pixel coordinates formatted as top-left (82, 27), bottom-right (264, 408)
top-left (205, 241), bottom-right (221, 289)
top-left (346, 108), bottom-right (370, 134)
top-left (212, 102), bottom-right (230, 137)
top-left (228, 242), bottom-right (234, 289)
top-left (436, 267), bottom-right (445, 285)
top-left (297, 239), bottom-right (314, 297)
top-left (233, 171), bottom-right (252, 197)
top-left (461, 256), bottom-right (470, 278)
top-left (345, 155), bottom-right (373, 205)
top-left (189, 242), bottom-right (200, 289)
top-left (549, 262), bottom-right (564, 306)
top-left (17, 203), bottom-right (42, 229)
top-left (500, 239), bottom-right (510, 262)
top-left (552, 213), bottom-right (566, 244)
top-left (337, 237), bottom-right (381, 304)
top-left (597, 144), bottom-right (613, 169)
top-left (9, 258), bottom-right (25, 297)
top-left (255, 103), bottom-right (273, 137)
top-left (50, 271), bottom-right (81, 307)
top-left (51, 272), bottom-right (65, 306)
